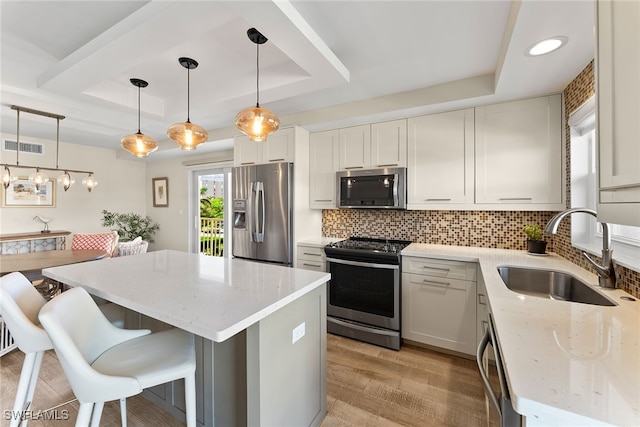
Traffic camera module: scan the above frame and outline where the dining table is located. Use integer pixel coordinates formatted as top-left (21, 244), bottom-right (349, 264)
top-left (0, 249), bottom-right (108, 297)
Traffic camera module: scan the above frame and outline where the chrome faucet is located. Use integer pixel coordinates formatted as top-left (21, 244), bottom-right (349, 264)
top-left (544, 208), bottom-right (616, 288)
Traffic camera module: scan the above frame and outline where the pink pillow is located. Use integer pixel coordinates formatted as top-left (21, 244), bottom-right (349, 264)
top-left (71, 232), bottom-right (118, 256)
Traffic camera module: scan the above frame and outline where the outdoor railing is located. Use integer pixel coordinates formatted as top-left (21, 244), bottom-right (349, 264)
top-left (200, 217), bottom-right (224, 257)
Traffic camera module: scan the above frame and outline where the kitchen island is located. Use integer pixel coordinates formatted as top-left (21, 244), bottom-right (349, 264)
top-left (43, 250), bottom-right (330, 427)
top-left (402, 244), bottom-right (640, 426)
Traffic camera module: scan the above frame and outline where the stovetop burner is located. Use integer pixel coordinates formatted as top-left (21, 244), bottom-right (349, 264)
top-left (326, 237), bottom-right (411, 255)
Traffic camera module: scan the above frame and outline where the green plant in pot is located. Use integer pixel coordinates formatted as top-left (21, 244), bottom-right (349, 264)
top-left (101, 210), bottom-right (160, 243)
top-left (523, 224), bottom-right (547, 254)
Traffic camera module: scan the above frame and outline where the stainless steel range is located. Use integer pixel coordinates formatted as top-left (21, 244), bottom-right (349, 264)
top-left (324, 237), bottom-right (411, 350)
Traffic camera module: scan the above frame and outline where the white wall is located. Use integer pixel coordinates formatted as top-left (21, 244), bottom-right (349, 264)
top-left (0, 133), bottom-right (146, 237)
top-left (145, 157), bottom-right (192, 252)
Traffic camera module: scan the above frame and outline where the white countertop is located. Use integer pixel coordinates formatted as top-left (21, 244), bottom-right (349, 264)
top-left (43, 250), bottom-right (330, 343)
top-left (297, 237), bottom-right (344, 247)
top-left (402, 244), bottom-right (640, 426)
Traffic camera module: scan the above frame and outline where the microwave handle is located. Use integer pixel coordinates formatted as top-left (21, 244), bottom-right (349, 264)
top-left (393, 173), bottom-right (399, 206)
top-left (477, 326), bottom-right (502, 419)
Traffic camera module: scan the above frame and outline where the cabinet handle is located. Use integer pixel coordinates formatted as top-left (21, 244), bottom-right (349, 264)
top-left (498, 197), bottom-right (532, 201)
top-left (478, 293), bottom-right (487, 305)
top-left (420, 279), bottom-right (450, 287)
top-left (314, 199), bottom-right (332, 202)
top-left (422, 266), bottom-right (450, 272)
top-left (240, 162), bottom-right (255, 165)
top-left (600, 183), bottom-right (640, 191)
top-left (303, 252), bottom-right (322, 256)
top-left (302, 263), bottom-right (322, 268)
top-left (425, 198), bottom-right (452, 201)
top-left (377, 163), bottom-right (398, 167)
top-left (344, 166), bottom-right (363, 170)
top-left (268, 158), bottom-right (286, 162)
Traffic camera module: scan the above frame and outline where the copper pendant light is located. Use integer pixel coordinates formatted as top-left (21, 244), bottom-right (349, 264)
top-left (235, 28), bottom-right (279, 142)
top-left (121, 78), bottom-right (158, 158)
top-left (167, 57), bottom-right (208, 150)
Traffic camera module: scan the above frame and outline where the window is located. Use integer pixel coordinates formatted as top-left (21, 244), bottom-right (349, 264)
top-left (570, 96), bottom-right (640, 272)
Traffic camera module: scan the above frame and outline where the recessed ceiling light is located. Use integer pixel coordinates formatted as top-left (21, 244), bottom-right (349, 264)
top-left (526, 36), bottom-right (568, 56)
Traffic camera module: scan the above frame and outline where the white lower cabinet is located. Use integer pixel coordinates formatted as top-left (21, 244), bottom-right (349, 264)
top-left (402, 257), bottom-right (477, 355)
top-left (296, 244), bottom-right (327, 272)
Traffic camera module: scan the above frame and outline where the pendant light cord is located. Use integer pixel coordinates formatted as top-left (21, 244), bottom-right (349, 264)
top-left (137, 85), bottom-right (142, 133)
top-left (187, 67), bottom-right (191, 122)
top-left (256, 42), bottom-right (260, 108)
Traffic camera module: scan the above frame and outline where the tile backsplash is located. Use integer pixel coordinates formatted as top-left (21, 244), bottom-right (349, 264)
top-left (321, 60), bottom-right (639, 299)
top-left (322, 209), bottom-right (557, 250)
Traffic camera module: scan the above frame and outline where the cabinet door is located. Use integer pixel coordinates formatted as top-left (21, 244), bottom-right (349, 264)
top-left (371, 119), bottom-right (407, 168)
top-left (234, 135), bottom-right (262, 166)
top-left (407, 109), bottom-right (474, 206)
top-left (402, 272), bottom-right (476, 355)
top-left (338, 125), bottom-right (371, 170)
top-left (309, 130), bottom-right (339, 209)
top-left (475, 95), bottom-right (563, 205)
top-left (596, 0), bottom-right (640, 226)
top-left (263, 128), bottom-right (295, 163)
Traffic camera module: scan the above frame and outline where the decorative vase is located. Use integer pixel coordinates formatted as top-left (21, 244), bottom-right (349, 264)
top-left (527, 239), bottom-right (547, 254)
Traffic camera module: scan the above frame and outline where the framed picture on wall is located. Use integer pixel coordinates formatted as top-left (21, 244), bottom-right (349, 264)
top-left (3, 178), bottom-right (56, 207)
top-left (152, 177), bottom-right (169, 207)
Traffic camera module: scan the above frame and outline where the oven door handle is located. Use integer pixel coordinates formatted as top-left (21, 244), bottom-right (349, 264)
top-left (328, 317), bottom-right (399, 337)
top-left (326, 257), bottom-right (399, 270)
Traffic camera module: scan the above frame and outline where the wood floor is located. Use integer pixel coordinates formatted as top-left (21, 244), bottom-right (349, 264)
top-left (1, 334), bottom-right (495, 427)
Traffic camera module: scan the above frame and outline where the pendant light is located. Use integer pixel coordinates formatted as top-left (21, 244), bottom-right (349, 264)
top-left (2, 166), bottom-right (17, 189)
top-left (167, 57), bottom-right (208, 150)
top-left (121, 78), bottom-right (158, 158)
top-left (82, 173), bottom-right (98, 192)
top-left (235, 28), bottom-right (279, 142)
top-left (29, 168), bottom-right (49, 191)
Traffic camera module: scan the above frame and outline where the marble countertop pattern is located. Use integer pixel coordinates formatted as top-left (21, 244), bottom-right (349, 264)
top-left (402, 244), bottom-right (640, 426)
top-left (43, 250), bottom-right (330, 343)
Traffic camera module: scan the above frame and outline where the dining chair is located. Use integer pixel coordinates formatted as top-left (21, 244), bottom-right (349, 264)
top-left (0, 272), bottom-right (128, 427)
top-left (71, 231), bottom-right (119, 257)
top-left (38, 286), bottom-right (197, 427)
top-left (70, 231), bottom-right (124, 326)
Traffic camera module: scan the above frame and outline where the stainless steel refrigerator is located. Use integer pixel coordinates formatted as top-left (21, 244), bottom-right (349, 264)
top-left (232, 162), bottom-right (293, 266)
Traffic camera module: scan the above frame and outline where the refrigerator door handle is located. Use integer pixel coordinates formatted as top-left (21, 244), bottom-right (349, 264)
top-left (249, 182), bottom-right (255, 243)
top-left (254, 181), bottom-right (265, 242)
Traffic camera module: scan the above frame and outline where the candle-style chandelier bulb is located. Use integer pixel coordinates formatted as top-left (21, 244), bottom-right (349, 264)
top-left (29, 168), bottom-right (49, 191)
top-left (2, 165), bottom-right (17, 189)
top-left (82, 173), bottom-right (98, 192)
top-left (57, 171), bottom-right (75, 191)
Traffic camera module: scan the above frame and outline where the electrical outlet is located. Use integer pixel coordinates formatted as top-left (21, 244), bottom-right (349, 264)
top-left (292, 322), bottom-right (305, 344)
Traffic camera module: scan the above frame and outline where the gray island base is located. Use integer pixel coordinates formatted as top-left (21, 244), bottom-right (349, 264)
top-left (43, 250), bottom-right (330, 427)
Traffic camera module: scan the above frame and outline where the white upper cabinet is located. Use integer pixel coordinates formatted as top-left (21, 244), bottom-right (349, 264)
top-left (234, 127), bottom-right (295, 166)
top-left (596, 0), bottom-right (640, 226)
top-left (475, 95), bottom-right (564, 209)
top-left (338, 124), bottom-right (371, 170)
top-left (371, 119), bottom-right (407, 168)
top-left (309, 130), bottom-right (339, 209)
top-left (337, 120), bottom-right (408, 170)
top-left (407, 109), bottom-right (474, 208)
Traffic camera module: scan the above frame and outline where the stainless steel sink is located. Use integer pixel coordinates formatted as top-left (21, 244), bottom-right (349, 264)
top-left (497, 266), bottom-right (617, 306)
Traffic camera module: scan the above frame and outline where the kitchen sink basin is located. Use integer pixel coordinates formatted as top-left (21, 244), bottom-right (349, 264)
top-left (497, 266), bottom-right (616, 306)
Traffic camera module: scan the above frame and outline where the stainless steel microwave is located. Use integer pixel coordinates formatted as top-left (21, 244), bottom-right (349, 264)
top-left (337, 167), bottom-right (407, 209)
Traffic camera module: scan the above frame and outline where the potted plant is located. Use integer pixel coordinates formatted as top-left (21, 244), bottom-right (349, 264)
top-left (101, 210), bottom-right (160, 243)
top-left (523, 224), bottom-right (547, 254)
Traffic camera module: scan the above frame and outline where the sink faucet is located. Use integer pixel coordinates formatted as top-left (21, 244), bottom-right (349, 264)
top-left (544, 208), bottom-right (616, 289)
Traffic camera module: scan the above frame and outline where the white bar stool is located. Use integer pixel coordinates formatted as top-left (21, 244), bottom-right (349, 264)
top-left (0, 272), bottom-right (127, 426)
top-left (38, 286), bottom-right (197, 427)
